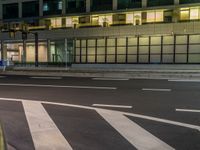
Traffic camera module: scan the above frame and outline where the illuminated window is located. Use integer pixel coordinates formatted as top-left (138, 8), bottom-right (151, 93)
top-left (190, 8), bottom-right (199, 20)
top-left (43, 3), bottom-right (49, 11)
top-left (51, 18), bottom-right (62, 28)
top-left (133, 12), bottom-right (141, 25)
top-left (147, 11), bottom-right (155, 22)
top-left (180, 9), bottom-right (190, 20)
top-left (126, 13), bottom-right (134, 24)
top-left (66, 17), bottom-right (73, 27)
top-left (58, 1), bottom-right (62, 10)
top-left (146, 11), bottom-right (163, 23)
top-left (99, 15), bottom-right (112, 26)
top-left (155, 11), bottom-right (164, 22)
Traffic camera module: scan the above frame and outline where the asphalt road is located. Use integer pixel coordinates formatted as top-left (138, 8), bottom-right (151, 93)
top-left (0, 75), bottom-right (199, 150)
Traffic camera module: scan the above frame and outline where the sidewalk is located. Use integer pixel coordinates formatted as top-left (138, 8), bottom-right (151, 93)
top-left (1, 65), bottom-right (200, 79)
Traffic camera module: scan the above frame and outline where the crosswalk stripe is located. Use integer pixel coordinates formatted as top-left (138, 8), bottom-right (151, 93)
top-left (96, 109), bottom-right (175, 150)
top-left (22, 101), bottom-right (73, 150)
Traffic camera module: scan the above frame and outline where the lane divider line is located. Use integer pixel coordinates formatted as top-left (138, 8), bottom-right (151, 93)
top-left (176, 109), bottom-right (200, 113)
top-left (92, 78), bottom-right (130, 81)
top-left (96, 109), bottom-right (175, 150)
top-left (30, 77), bottom-right (62, 80)
top-left (22, 101), bottom-right (73, 150)
top-left (169, 79), bottom-right (200, 82)
top-left (0, 83), bottom-right (117, 90)
top-left (92, 104), bottom-right (132, 109)
top-left (142, 88), bottom-right (172, 92)
top-left (0, 76), bottom-right (6, 78)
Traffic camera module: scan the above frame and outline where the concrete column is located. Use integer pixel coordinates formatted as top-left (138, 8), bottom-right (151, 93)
top-left (142, 0), bottom-right (147, 8)
top-left (65, 38), bottom-right (68, 65)
top-left (47, 39), bottom-right (51, 62)
top-left (174, 0), bottom-right (179, 5)
top-left (18, 2), bottom-right (22, 18)
top-left (173, 8), bottom-right (179, 23)
top-left (39, 0), bottom-right (43, 17)
top-left (0, 3), bottom-right (3, 20)
top-left (1, 41), bottom-right (7, 62)
top-left (86, 0), bottom-right (90, 12)
top-left (22, 40), bottom-right (26, 63)
top-left (62, 0), bottom-right (66, 15)
top-left (113, 0), bottom-right (117, 10)
top-left (0, 41), bottom-right (3, 61)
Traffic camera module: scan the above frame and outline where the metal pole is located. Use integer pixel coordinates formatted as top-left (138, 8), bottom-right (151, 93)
top-left (35, 33), bottom-right (39, 67)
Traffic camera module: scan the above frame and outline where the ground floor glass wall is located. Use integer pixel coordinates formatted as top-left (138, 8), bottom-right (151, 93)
top-left (74, 34), bottom-right (200, 64)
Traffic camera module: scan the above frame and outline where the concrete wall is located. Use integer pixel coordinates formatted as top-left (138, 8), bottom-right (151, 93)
top-left (1, 21), bottom-right (200, 41)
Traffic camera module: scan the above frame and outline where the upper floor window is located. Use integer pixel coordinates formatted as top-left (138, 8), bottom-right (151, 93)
top-left (180, 0), bottom-right (200, 4)
top-left (147, 0), bottom-right (174, 7)
top-left (3, 3), bottom-right (19, 19)
top-left (66, 0), bottom-right (86, 13)
top-left (43, 0), bottom-right (62, 16)
top-left (118, 0), bottom-right (142, 10)
top-left (91, 0), bottom-right (113, 12)
top-left (22, 1), bottom-right (39, 18)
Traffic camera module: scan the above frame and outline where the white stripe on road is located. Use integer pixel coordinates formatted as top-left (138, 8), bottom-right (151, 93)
top-left (123, 112), bottom-right (200, 132)
top-left (0, 76), bottom-right (6, 78)
top-left (0, 83), bottom-right (117, 90)
top-left (0, 97), bottom-right (199, 132)
top-left (142, 88), bottom-right (171, 92)
top-left (92, 78), bottom-right (129, 81)
top-left (30, 76), bottom-right (62, 80)
top-left (92, 104), bottom-right (132, 109)
top-left (96, 109), bottom-right (174, 150)
top-left (176, 109), bottom-right (200, 113)
top-left (169, 79), bottom-right (200, 82)
top-left (22, 101), bottom-right (73, 150)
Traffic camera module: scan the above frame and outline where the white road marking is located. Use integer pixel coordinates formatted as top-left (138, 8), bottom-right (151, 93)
top-left (0, 98), bottom-right (200, 150)
top-left (22, 101), bottom-right (73, 150)
top-left (0, 76), bottom-right (6, 78)
top-left (176, 109), bottom-right (200, 113)
top-left (169, 79), bottom-right (200, 82)
top-left (92, 78), bottom-right (129, 81)
top-left (96, 109), bottom-right (174, 150)
top-left (123, 112), bottom-right (200, 132)
top-left (142, 88), bottom-right (171, 92)
top-left (0, 83), bottom-right (117, 90)
top-left (30, 76), bottom-right (62, 80)
top-left (1, 97), bottom-right (199, 132)
top-left (92, 104), bottom-right (132, 109)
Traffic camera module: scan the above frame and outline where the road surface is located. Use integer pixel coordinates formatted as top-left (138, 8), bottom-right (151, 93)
top-left (0, 75), bottom-right (199, 150)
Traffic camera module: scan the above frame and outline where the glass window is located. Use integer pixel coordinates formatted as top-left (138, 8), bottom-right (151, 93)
top-left (22, 1), bottom-right (39, 18)
top-left (146, 11), bottom-right (163, 23)
top-left (180, 0), bottom-right (200, 4)
top-left (147, 0), bottom-right (174, 7)
top-left (66, 0), bottom-right (86, 13)
top-left (190, 8), bottom-right (199, 20)
top-left (91, 0), bottom-right (113, 12)
top-left (43, 0), bottom-right (62, 16)
top-left (3, 3), bottom-right (19, 19)
top-left (118, 0), bottom-right (142, 10)
top-left (180, 9), bottom-right (190, 20)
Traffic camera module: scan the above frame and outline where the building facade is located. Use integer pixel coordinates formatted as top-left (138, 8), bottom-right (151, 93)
top-left (0, 0), bottom-right (200, 66)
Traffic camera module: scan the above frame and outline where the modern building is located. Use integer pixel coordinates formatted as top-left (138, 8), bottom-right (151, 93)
top-left (0, 0), bottom-right (200, 66)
